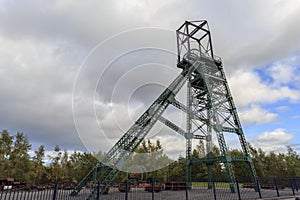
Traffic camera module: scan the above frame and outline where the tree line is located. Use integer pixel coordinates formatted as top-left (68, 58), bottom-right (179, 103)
top-left (0, 130), bottom-right (99, 185)
top-left (0, 130), bottom-right (300, 185)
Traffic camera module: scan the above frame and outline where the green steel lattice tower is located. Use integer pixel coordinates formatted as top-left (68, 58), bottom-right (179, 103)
top-left (176, 21), bottom-right (259, 192)
top-left (70, 20), bottom-right (260, 199)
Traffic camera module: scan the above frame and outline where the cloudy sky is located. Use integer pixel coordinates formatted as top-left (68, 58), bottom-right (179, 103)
top-left (1, 0), bottom-right (300, 156)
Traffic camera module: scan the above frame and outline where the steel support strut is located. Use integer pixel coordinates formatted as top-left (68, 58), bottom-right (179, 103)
top-left (71, 57), bottom-right (199, 200)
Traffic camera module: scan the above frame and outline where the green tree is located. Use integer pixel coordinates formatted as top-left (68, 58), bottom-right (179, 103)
top-left (210, 145), bottom-right (226, 180)
top-left (169, 156), bottom-right (186, 181)
top-left (68, 151), bottom-right (100, 183)
top-left (122, 139), bottom-right (172, 182)
top-left (9, 132), bottom-right (32, 182)
top-left (191, 140), bottom-right (207, 180)
top-left (249, 144), bottom-right (267, 178)
top-left (229, 149), bottom-right (250, 179)
top-left (61, 150), bottom-right (71, 181)
top-left (48, 145), bottom-right (63, 182)
top-left (285, 146), bottom-right (300, 177)
top-left (0, 130), bottom-right (14, 178)
top-left (30, 145), bottom-right (47, 184)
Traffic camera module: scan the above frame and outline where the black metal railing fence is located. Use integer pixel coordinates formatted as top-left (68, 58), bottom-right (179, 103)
top-left (0, 177), bottom-right (299, 200)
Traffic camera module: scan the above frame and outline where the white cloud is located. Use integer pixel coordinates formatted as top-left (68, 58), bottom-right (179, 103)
top-left (0, 36), bottom-right (82, 149)
top-left (251, 128), bottom-right (294, 152)
top-left (155, 135), bottom-right (186, 158)
top-left (228, 60), bottom-right (300, 126)
top-left (275, 106), bottom-right (289, 111)
top-left (257, 128), bottom-right (293, 143)
top-left (1, 0), bottom-right (300, 155)
top-left (239, 104), bottom-right (278, 125)
top-left (228, 69), bottom-right (300, 107)
top-left (98, 102), bottom-right (145, 136)
top-left (267, 63), bottom-right (298, 86)
top-left (269, 64), bottom-right (292, 84)
top-left (291, 115), bottom-right (300, 119)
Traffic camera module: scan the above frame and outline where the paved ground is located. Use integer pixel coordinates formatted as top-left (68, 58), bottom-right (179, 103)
top-left (260, 197), bottom-right (300, 200)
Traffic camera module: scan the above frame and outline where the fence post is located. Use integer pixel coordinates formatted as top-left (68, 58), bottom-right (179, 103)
top-left (52, 183), bottom-right (58, 200)
top-left (8, 189), bottom-right (12, 200)
top-left (3, 190), bottom-right (8, 200)
top-left (294, 177), bottom-right (299, 192)
top-left (15, 189), bottom-right (20, 200)
top-left (213, 180), bottom-right (217, 200)
top-left (96, 181), bottom-right (100, 200)
top-left (274, 177), bottom-right (279, 197)
top-left (125, 179), bottom-right (129, 200)
top-left (290, 178), bottom-right (295, 195)
top-left (256, 177), bottom-right (262, 199)
top-left (152, 179), bottom-right (154, 200)
top-left (0, 189), bottom-right (3, 199)
top-left (236, 179), bottom-right (241, 200)
top-left (185, 181), bottom-right (189, 200)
